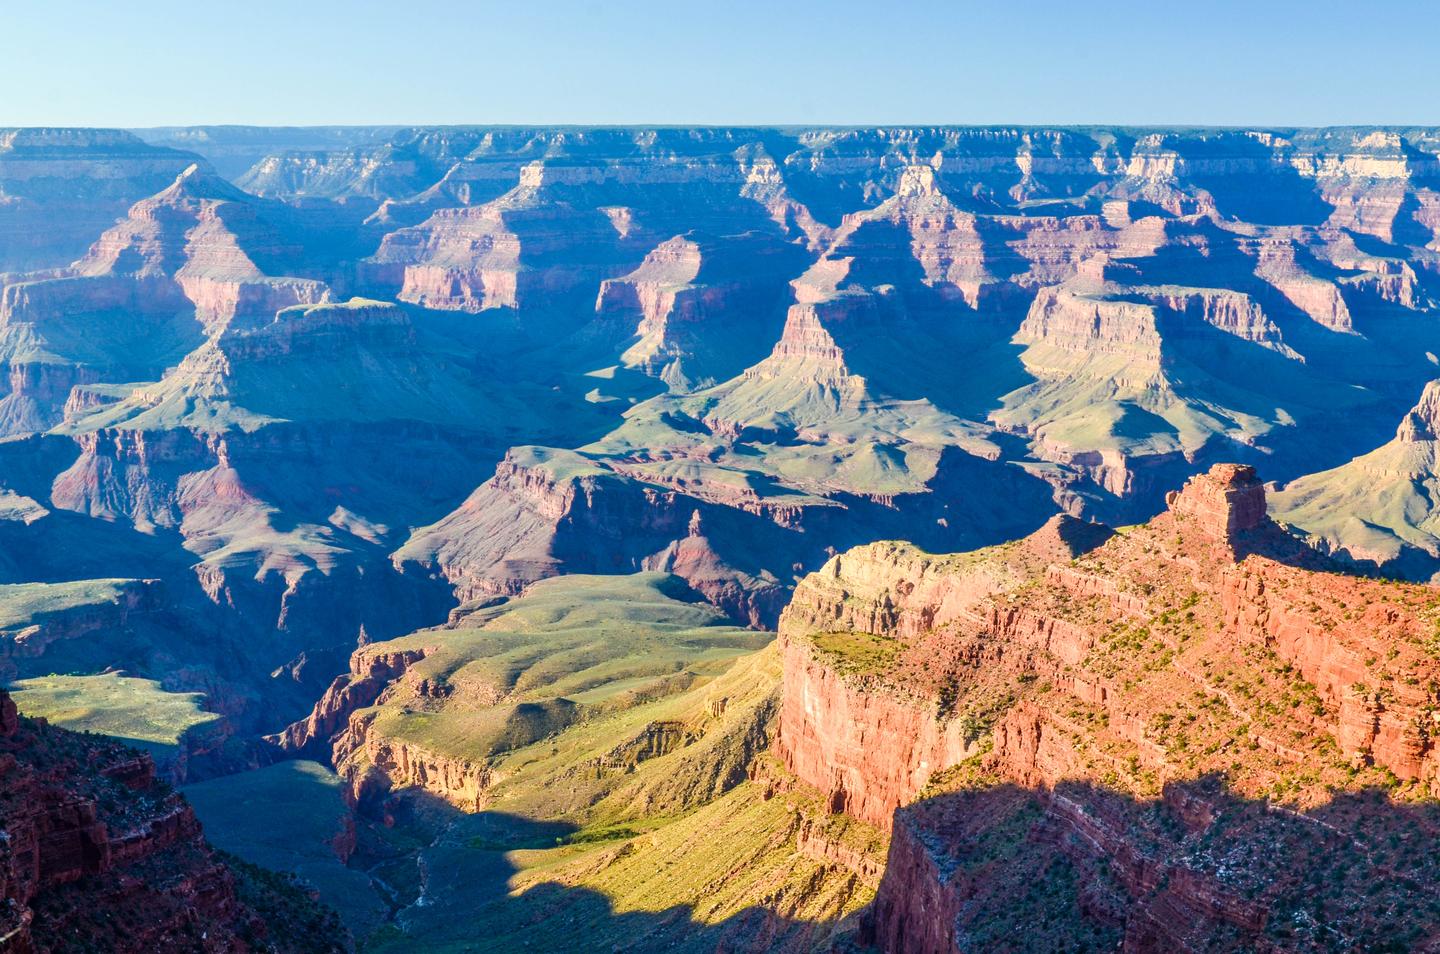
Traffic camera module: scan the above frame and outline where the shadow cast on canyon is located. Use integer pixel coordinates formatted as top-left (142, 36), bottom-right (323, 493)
top-left (345, 772), bottom-right (1440, 953)
top-left (865, 773), bottom-right (1440, 953)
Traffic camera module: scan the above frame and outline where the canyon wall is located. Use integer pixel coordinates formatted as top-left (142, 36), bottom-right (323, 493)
top-left (777, 464), bottom-right (1440, 949)
top-left (0, 688), bottom-right (343, 952)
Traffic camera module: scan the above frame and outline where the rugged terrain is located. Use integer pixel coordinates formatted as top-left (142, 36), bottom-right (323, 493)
top-left (778, 464), bottom-right (1440, 950)
top-left (263, 573), bottom-right (883, 951)
top-left (0, 685), bottom-right (343, 952)
top-left (6, 124), bottom-right (1440, 949)
top-left (8, 125), bottom-right (1440, 720)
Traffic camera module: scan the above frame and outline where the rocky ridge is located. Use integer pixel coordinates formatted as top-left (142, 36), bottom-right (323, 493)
top-left (778, 463), bottom-right (1440, 950)
top-left (8, 125), bottom-right (1440, 948)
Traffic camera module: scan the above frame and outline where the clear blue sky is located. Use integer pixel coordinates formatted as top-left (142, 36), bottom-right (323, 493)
top-left (5, 0), bottom-right (1440, 127)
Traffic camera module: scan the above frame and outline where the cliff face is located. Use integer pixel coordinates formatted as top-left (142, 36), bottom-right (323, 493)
top-left (777, 464), bottom-right (1440, 949)
top-left (775, 630), bottom-right (979, 825)
top-left (0, 129), bottom-right (201, 273)
top-left (370, 161), bottom-right (652, 319)
top-left (268, 646), bottom-right (429, 761)
top-left (775, 517), bottom-right (1111, 827)
top-left (0, 688), bottom-right (345, 953)
top-left (593, 232), bottom-right (802, 391)
top-left (278, 638), bottom-right (504, 812)
top-left (10, 126), bottom-right (1440, 780)
top-left (10, 126), bottom-right (1440, 950)
top-left (393, 446), bottom-right (806, 627)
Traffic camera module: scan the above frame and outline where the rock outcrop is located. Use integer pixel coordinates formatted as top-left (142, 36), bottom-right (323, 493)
top-left (7, 125), bottom-right (1440, 951)
top-left (593, 232), bottom-right (801, 391)
top-left (1273, 378), bottom-right (1440, 579)
top-left (267, 646), bottom-right (430, 761)
top-left (0, 687), bottom-right (345, 952)
top-left (272, 573), bottom-right (770, 812)
top-left (0, 129), bottom-right (202, 272)
top-left (777, 464), bottom-right (1440, 949)
top-left (775, 516), bottom-right (1111, 827)
top-left (1165, 462), bottom-right (1268, 542)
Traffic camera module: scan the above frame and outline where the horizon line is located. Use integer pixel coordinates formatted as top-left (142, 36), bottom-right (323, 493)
top-left (5, 121), bottom-right (1440, 133)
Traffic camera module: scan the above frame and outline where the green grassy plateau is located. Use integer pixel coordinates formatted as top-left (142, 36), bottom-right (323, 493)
top-left (8, 671), bottom-right (221, 757)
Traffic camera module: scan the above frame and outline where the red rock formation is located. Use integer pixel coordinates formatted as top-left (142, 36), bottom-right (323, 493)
top-left (1164, 462), bottom-right (1267, 542)
top-left (331, 719), bottom-right (496, 811)
top-left (775, 516), bottom-right (1109, 827)
top-left (0, 687), bottom-right (344, 952)
top-left (775, 631), bottom-right (979, 826)
top-left (778, 464), bottom-right (1440, 949)
top-left (269, 633), bottom-right (504, 810)
top-left (268, 646), bottom-right (431, 760)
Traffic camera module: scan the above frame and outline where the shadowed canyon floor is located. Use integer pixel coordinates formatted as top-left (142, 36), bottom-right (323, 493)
top-left (7, 125), bottom-right (1440, 950)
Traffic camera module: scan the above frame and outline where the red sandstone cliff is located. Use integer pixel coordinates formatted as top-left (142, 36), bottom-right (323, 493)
top-left (777, 464), bottom-right (1440, 950)
top-left (0, 688), bottom-right (345, 952)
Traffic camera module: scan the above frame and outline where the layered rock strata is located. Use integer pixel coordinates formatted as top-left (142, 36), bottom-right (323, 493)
top-left (777, 464), bottom-right (1440, 949)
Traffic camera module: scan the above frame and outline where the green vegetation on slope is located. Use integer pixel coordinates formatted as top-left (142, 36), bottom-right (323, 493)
top-left (585, 377), bottom-right (1001, 501)
top-left (810, 630), bottom-right (903, 677)
top-left (59, 298), bottom-right (555, 434)
top-left (348, 638), bottom-right (880, 953)
top-left (371, 771), bottom-right (880, 954)
top-left (8, 672), bottom-right (221, 757)
top-left (350, 572), bottom-right (771, 766)
top-left (0, 578), bottom-right (138, 632)
top-left (1270, 410), bottom-right (1440, 577)
top-left (204, 573), bottom-right (884, 950)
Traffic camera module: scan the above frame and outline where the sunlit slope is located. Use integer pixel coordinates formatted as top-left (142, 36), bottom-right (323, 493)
top-left (266, 572), bottom-right (886, 951)
top-left (1273, 379), bottom-right (1440, 579)
top-left (332, 572), bottom-right (770, 788)
top-left (9, 671), bottom-right (221, 756)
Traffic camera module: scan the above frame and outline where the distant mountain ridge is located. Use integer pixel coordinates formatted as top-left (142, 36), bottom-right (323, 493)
top-left (2, 124), bottom-right (1440, 731)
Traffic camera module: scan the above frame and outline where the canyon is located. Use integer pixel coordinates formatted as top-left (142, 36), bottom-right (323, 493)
top-left (4, 124), bottom-right (1440, 949)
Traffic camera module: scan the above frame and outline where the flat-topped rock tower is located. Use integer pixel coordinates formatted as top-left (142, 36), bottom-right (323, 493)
top-left (1165, 462), bottom-right (1268, 542)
